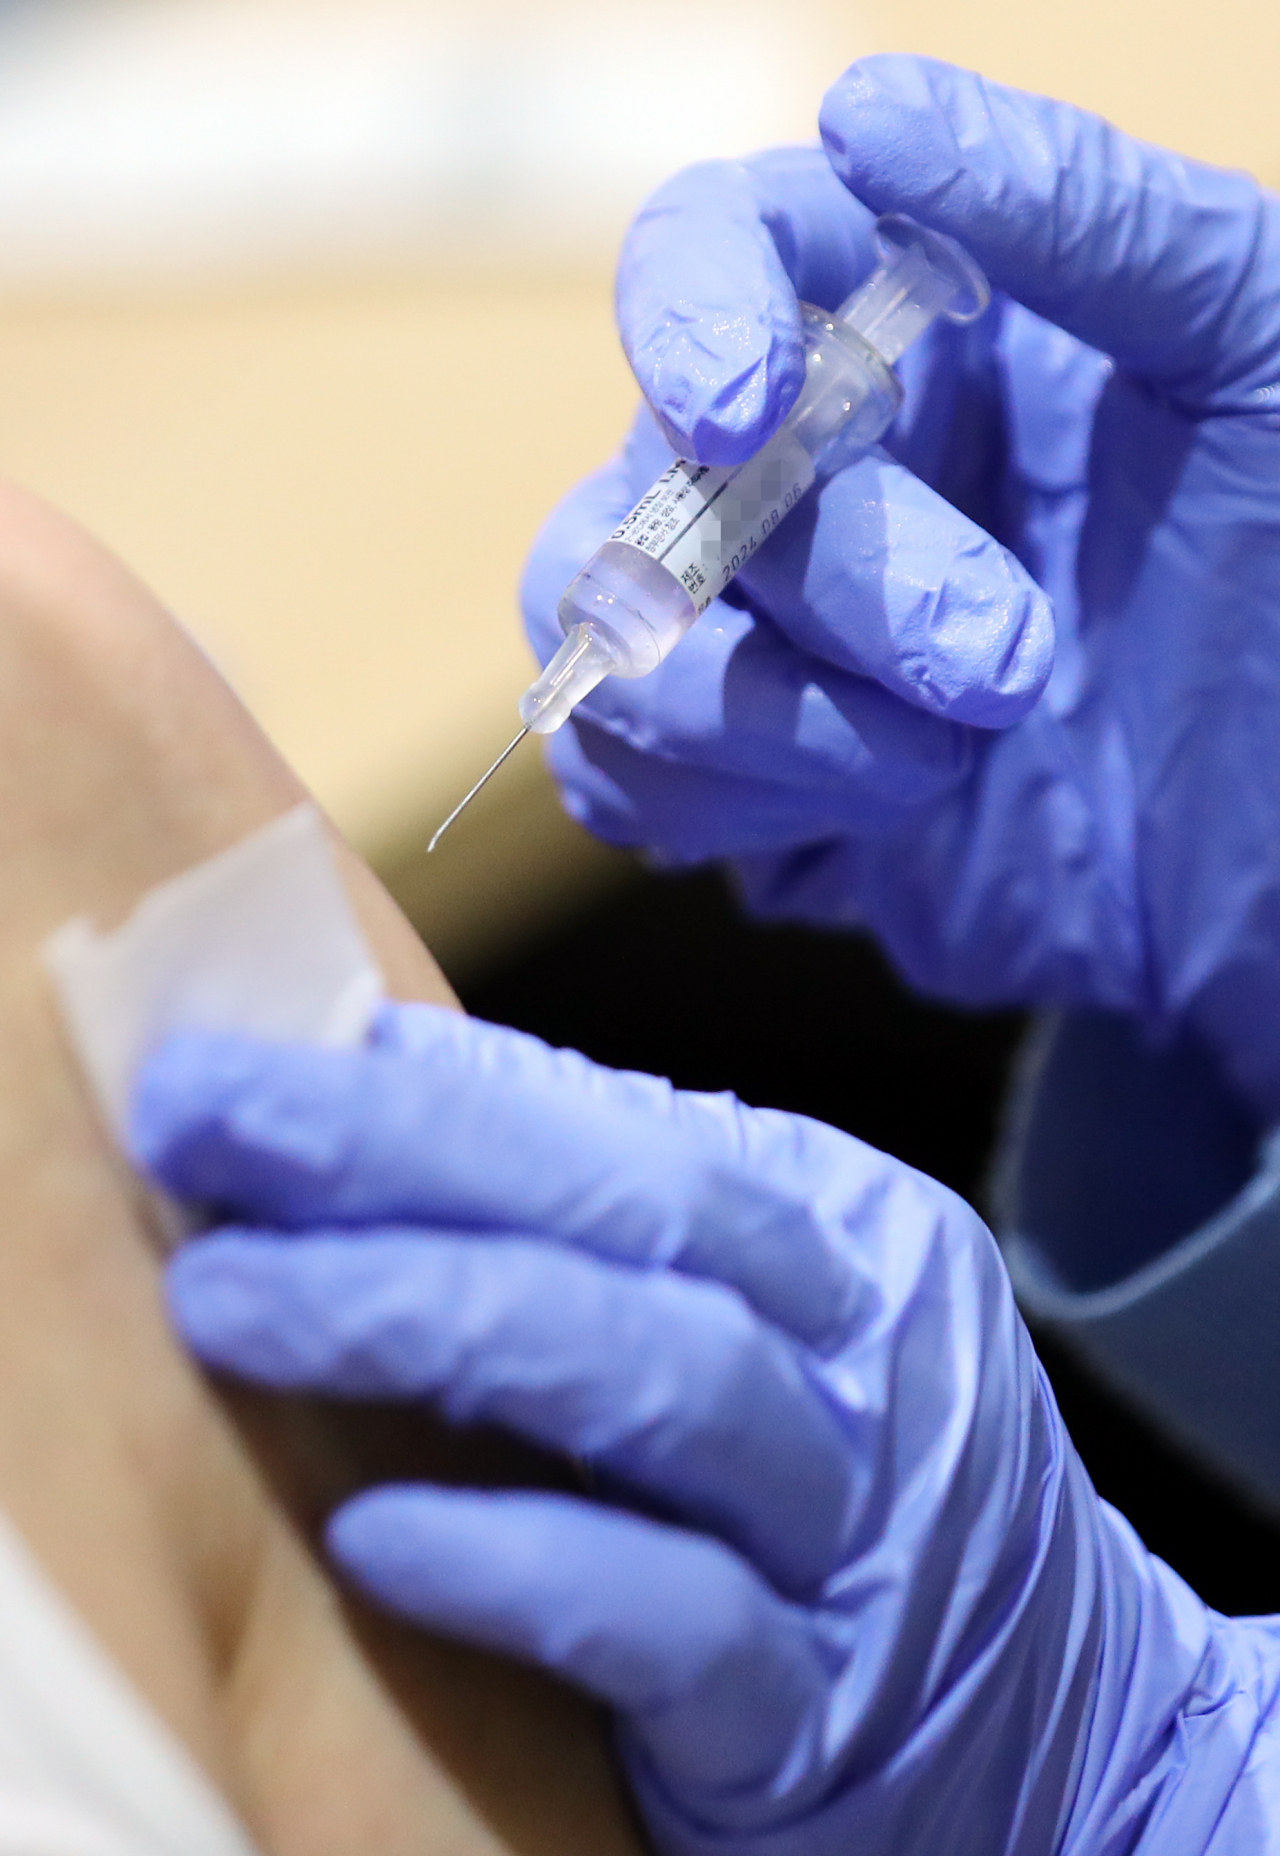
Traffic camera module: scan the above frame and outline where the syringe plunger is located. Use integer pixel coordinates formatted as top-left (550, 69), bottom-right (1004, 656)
top-left (838, 214), bottom-right (987, 363)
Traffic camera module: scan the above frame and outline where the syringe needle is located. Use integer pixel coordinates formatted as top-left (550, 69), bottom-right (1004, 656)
top-left (427, 727), bottom-right (530, 854)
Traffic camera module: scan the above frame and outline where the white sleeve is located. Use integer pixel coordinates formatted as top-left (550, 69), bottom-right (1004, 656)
top-left (0, 1505), bottom-right (259, 1856)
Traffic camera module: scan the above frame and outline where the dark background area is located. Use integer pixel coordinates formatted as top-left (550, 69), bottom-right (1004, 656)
top-left (462, 862), bottom-right (1280, 1617)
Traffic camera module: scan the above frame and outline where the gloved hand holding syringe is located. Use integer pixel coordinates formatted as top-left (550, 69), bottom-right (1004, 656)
top-left (427, 213), bottom-right (988, 851)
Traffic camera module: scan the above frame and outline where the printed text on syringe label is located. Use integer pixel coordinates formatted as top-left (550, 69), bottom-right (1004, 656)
top-left (612, 439), bottom-right (816, 615)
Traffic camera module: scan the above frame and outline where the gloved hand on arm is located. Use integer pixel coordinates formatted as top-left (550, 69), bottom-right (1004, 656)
top-left (521, 56), bottom-right (1280, 1118)
top-left (131, 1007), bottom-right (1280, 1855)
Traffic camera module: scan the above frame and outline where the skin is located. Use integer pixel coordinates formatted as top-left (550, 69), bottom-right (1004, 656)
top-left (0, 475), bottom-right (643, 1856)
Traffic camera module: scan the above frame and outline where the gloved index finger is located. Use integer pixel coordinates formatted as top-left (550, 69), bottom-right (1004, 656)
top-left (129, 1014), bottom-right (863, 1352)
top-left (618, 145), bottom-right (879, 465)
top-left (819, 55), bottom-right (1280, 413)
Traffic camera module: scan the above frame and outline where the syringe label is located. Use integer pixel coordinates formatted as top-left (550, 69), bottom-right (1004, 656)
top-left (611, 437), bottom-right (815, 614)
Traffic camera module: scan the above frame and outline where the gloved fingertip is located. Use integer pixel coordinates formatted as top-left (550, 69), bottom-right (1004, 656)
top-left (164, 1232), bottom-right (275, 1371)
top-left (129, 1031), bottom-right (364, 1210)
top-left (816, 55), bottom-right (970, 214)
top-left (327, 1485), bottom-right (409, 1556)
top-left (127, 1030), bottom-right (256, 1179)
top-left (618, 182), bottom-right (809, 467)
top-left (644, 338), bottom-right (807, 468)
top-left (325, 1487), bottom-right (455, 1615)
top-left (943, 575), bottom-right (1056, 729)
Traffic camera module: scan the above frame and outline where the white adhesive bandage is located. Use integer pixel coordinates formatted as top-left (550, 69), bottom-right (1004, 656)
top-left (43, 802), bottom-right (385, 1138)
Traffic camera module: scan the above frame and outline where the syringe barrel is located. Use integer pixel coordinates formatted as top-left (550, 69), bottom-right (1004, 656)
top-left (553, 312), bottom-right (899, 695)
top-left (533, 215), bottom-right (989, 737)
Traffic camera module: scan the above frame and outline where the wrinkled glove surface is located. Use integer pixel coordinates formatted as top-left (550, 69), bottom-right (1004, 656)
top-left (131, 1006), bottom-right (1280, 1854)
top-left (521, 55), bottom-right (1280, 1117)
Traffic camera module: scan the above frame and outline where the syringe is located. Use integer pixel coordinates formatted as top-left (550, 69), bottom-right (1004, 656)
top-left (427, 213), bottom-right (989, 853)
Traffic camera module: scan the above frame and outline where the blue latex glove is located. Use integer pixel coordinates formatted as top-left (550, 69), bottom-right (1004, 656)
top-left (521, 56), bottom-right (1280, 1119)
top-left (133, 1006), bottom-right (1280, 1855)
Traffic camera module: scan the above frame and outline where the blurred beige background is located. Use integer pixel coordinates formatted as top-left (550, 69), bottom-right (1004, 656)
top-left (0, 0), bottom-right (1273, 977)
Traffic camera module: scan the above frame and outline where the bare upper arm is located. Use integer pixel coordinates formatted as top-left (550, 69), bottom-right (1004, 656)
top-left (0, 474), bottom-right (641, 1856)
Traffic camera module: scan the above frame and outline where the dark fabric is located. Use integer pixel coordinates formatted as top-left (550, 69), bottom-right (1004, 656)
top-left (997, 1012), bottom-right (1280, 1513)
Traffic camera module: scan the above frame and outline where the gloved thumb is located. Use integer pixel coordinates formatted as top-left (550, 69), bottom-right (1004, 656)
top-left (819, 55), bottom-right (1280, 414)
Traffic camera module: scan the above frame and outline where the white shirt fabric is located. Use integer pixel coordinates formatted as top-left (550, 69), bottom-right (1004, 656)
top-left (0, 1504), bottom-right (259, 1855)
